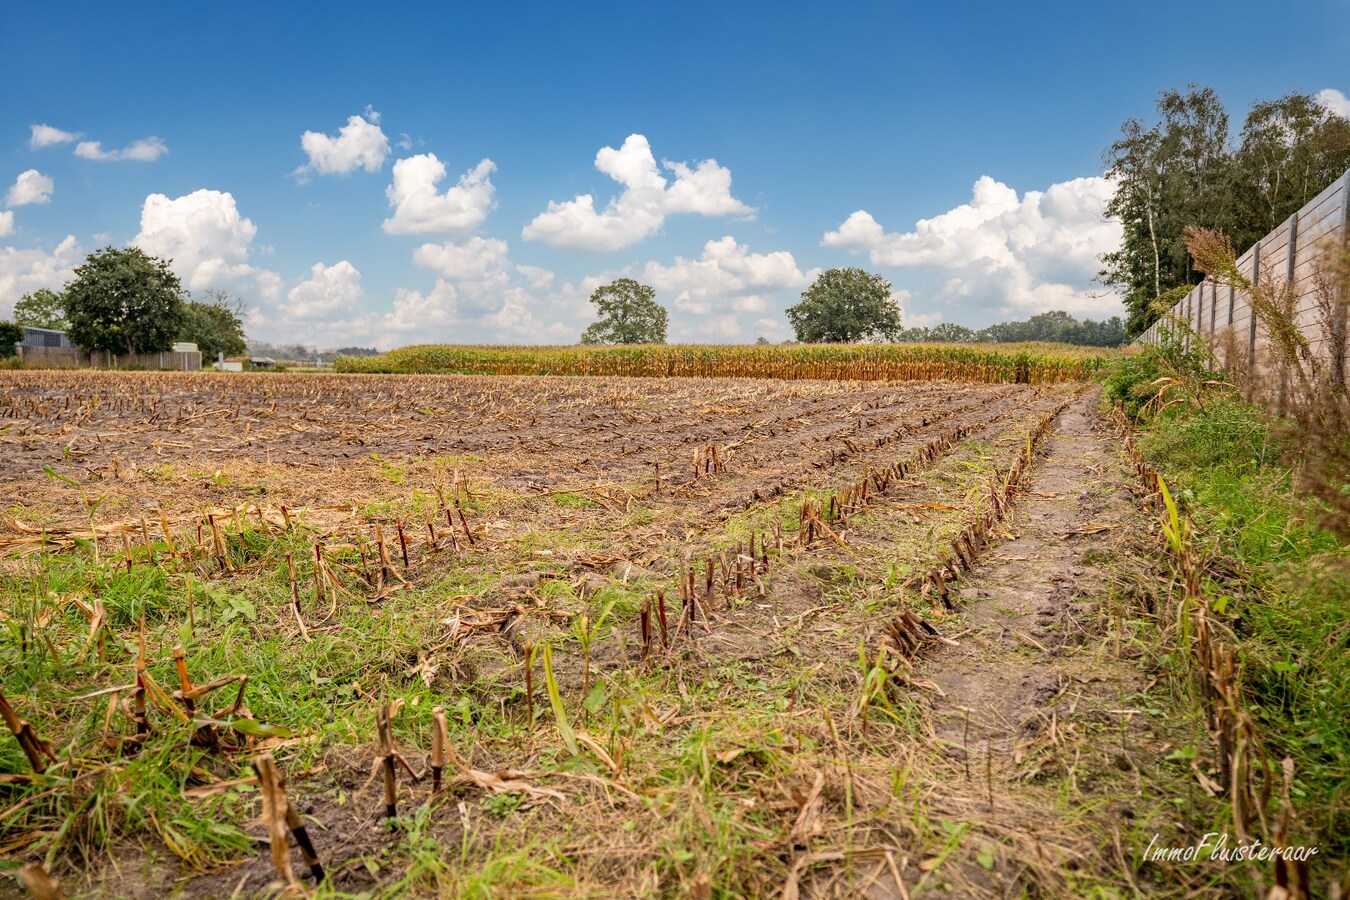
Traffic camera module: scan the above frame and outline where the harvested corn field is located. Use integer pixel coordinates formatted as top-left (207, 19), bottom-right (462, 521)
top-left (0, 371), bottom-right (1239, 898)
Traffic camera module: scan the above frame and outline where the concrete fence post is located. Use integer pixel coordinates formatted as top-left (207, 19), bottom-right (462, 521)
top-left (1277, 212), bottom-right (1299, 415)
top-left (1338, 171), bottom-right (1350, 386)
top-left (1209, 281), bottom-right (1216, 339)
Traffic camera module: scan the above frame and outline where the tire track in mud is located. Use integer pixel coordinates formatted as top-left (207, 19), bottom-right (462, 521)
top-left (918, 394), bottom-right (1144, 754)
top-left (852, 391), bottom-right (1160, 899)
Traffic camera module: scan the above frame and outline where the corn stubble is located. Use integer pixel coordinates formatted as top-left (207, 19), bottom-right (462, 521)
top-left (0, 367), bottom-right (1125, 896)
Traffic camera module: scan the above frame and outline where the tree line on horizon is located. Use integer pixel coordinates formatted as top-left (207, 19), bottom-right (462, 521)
top-left (1101, 85), bottom-right (1350, 338)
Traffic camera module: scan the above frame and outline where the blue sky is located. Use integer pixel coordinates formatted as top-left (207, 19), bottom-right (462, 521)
top-left (3, 0), bottom-right (1348, 348)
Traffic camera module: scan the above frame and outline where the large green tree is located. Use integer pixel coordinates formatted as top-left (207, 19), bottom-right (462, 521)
top-left (181, 289), bottom-right (247, 359)
top-left (1101, 86), bottom-right (1350, 338)
top-left (13, 288), bottom-right (68, 330)
top-left (1101, 86), bottom-right (1235, 337)
top-left (785, 268), bottom-right (901, 343)
top-left (579, 278), bottom-right (668, 344)
top-left (63, 246), bottom-right (187, 356)
top-left (1231, 93), bottom-right (1350, 250)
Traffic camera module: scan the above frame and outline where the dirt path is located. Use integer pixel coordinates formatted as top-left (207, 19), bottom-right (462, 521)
top-left (847, 392), bottom-right (1177, 898)
top-left (924, 397), bottom-right (1143, 754)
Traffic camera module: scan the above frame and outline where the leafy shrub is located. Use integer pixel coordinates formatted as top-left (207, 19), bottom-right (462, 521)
top-left (1103, 350), bottom-right (1164, 418)
top-left (0, 320), bottom-right (22, 357)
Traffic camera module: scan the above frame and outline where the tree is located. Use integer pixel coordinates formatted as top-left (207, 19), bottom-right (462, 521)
top-left (13, 289), bottom-right (68, 330)
top-left (180, 290), bottom-right (247, 359)
top-left (929, 322), bottom-right (976, 343)
top-left (1232, 93), bottom-right (1350, 249)
top-left (893, 311), bottom-right (1126, 347)
top-left (63, 246), bottom-right (187, 356)
top-left (785, 268), bottom-right (901, 343)
top-left (1100, 85), bottom-right (1350, 337)
top-left (1101, 86), bottom-right (1235, 337)
top-left (0, 321), bottom-right (22, 357)
top-left (579, 278), bottom-right (668, 344)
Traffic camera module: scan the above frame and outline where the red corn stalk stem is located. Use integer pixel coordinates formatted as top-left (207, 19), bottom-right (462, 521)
top-left (653, 459), bottom-right (661, 494)
top-left (425, 517), bottom-right (438, 549)
top-left (431, 706), bottom-right (448, 793)
top-left (280, 505), bottom-right (293, 530)
top-left (656, 590), bottom-right (669, 648)
top-left (639, 602), bottom-right (652, 663)
top-left (455, 501), bottom-right (476, 546)
top-left (395, 520), bottom-right (410, 568)
top-left (121, 532), bottom-right (134, 572)
top-left (0, 689), bottom-right (57, 773)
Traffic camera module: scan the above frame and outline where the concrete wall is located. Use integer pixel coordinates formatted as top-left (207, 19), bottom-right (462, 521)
top-left (1136, 168), bottom-right (1350, 403)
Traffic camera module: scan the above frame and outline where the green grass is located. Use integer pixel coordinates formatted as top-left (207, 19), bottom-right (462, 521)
top-left (1137, 396), bottom-right (1349, 855)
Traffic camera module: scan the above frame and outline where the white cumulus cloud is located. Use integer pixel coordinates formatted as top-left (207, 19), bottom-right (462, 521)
top-left (295, 111), bottom-right (390, 178)
top-left (6, 170), bottom-right (55, 207)
top-left (522, 134), bottom-right (755, 253)
top-left (1316, 88), bottom-right (1350, 119)
top-left (0, 212), bottom-right (13, 238)
top-left (29, 125), bottom-right (80, 149)
top-left (380, 235), bottom-right (586, 346)
top-left (822, 175), bottom-right (1123, 318)
top-left (286, 261), bottom-right (365, 319)
top-left (381, 281), bottom-right (574, 344)
top-left (515, 264), bottom-right (555, 291)
top-left (0, 236), bottom-right (84, 317)
top-left (413, 236), bottom-right (512, 286)
top-left (382, 155), bottom-right (497, 236)
top-left (75, 136), bottom-right (169, 162)
top-left (133, 189), bottom-right (280, 301)
top-left (640, 236), bottom-right (815, 316)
